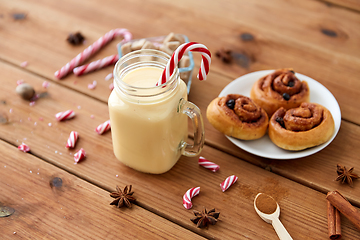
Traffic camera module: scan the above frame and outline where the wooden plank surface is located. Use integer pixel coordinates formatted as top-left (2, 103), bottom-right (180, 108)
top-left (0, 0), bottom-right (360, 124)
top-left (1, 0), bottom-right (360, 239)
top-left (320, 0), bottom-right (360, 11)
top-left (1, 60), bottom-right (359, 207)
top-left (1, 59), bottom-right (360, 239)
top-left (0, 140), bottom-right (205, 239)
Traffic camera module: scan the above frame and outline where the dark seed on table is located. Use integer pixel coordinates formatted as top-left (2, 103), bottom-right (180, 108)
top-left (282, 93), bottom-right (290, 100)
top-left (50, 177), bottom-right (63, 188)
top-left (226, 99), bottom-right (235, 109)
top-left (240, 33), bottom-right (254, 41)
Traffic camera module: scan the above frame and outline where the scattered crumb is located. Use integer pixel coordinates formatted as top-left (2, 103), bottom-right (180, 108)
top-left (77, 106), bottom-right (81, 109)
top-left (9, 109), bottom-right (13, 113)
top-left (42, 81), bottom-right (50, 88)
top-left (29, 101), bottom-right (35, 106)
top-left (109, 83), bottom-right (114, 90)
top-left (17, 79), bottom-right (24, 85)
top-left (105, 73), bottom-right (113, 81)
top-left (88, 80), bottom-right (97, 89)
top-left (48, 123), bottom-right (52, 126)
top-left (20, 61), bottom-right (28, 68)
top-left (90, 115), bottom-right (94, 119)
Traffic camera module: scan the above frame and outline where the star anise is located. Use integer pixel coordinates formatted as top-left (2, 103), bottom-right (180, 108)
top-left (191, 208), bottom-right (220, 228)
top-left (67, 32), bottom-right (85, 45)
top-left (215, 48), bottom-right (232, 63)
top-left (336, 164), bottom-right (359, 187)
top-left (110, 185), bottom-right (136, 208)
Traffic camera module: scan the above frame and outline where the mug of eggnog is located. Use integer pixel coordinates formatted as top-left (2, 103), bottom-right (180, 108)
top-left (108, 49), bottom-right (204, 174)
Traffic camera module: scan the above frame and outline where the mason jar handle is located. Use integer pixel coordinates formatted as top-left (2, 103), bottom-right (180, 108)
top-left (178, 98), bottom-right (205, 157)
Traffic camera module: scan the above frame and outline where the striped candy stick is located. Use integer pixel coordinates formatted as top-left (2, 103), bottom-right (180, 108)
top-left (18, 143), bottom-right (30, 153)
top-left (220, 175), bottom-right (238, 192)
top-left (182, 187), bottom-right (200, 209)
top-left (54, 28), bottom-right (132, 79)
top-left (66, 131), bottom-right (79, 148)
top-left (95, 120), bottom-right (111, 134)
top-left (198, 156), bottom-right (220, 172)
top-left (74, 148), bottom-right (86, 164)
top-left (156, 42), bottom-right (211, 86)
top-left (73, 54), bottom-right (119, 76)
top-left (55, 110), bottom-right (75, 121)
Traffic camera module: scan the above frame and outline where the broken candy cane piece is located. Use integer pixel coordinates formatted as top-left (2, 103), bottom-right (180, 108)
top-left (220, 175), bottom-right (238, 192)
top-left (198, 156), bottom-right (220, 172)
top-left (95, 120), bottom-right (111, 134)
top-left (74, 148), bottom-right (86, 164)
top-left (66, 131), bottom-right (79, 148)
top-left (183, 187), bottom-right (200, 209)
top-left (18, 143), bottom-right (30, 153)
top-left (55, 110), bottom-right (75, 121)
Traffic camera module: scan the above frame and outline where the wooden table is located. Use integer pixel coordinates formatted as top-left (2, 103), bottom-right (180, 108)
top-left (1, 0), bottom-right (360, 239)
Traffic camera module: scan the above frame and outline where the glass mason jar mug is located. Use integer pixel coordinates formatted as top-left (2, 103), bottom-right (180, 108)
top-left (108, 49), bottom-right (205, 174)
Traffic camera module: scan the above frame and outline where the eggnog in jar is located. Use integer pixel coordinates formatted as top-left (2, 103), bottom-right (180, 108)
top-left (108, 50), bottom-right (204, 174)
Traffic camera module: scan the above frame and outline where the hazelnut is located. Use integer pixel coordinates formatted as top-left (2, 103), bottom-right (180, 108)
top-left (16, 83), bottom-right (35, 100)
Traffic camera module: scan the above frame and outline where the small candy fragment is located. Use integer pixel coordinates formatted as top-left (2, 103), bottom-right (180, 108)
top-left (220, 175), bottom-right (238, 192)
top-left (88, 80), bottom-right (97, 89)
top-left (66, 131), bottom-right (79, 148)
top-left (198, 156), bottom-right (220, 172)
top-left (95, 120), bottom-right (111, 134)
top-left (183, 187), bottom-right (200, 209)
top-left (16, 79), bottom-right (24, 85)
top-left (109, 83), bottom-right (114, 90)
top-left (74, 148), bottom-right (86, 164)
top-left (105, 73), bottom-right (113, 81)
top-left (20, 61), bottom-right (28, 67)
top-left (55, 110), bottom-right (75, 121)
top-left (42, 81), bottom-right (50, 88)
top-left (18, 143), bottom-right (30, 152)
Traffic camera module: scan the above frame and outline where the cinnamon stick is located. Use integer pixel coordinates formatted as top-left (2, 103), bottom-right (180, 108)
top-left (327, 201), bottom-right (341, 239)
top-left (326, 190), bottom-right (360, 231)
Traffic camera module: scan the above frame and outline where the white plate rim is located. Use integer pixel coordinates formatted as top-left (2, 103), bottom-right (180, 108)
top-left (218, 70), bottom-right (341, 160)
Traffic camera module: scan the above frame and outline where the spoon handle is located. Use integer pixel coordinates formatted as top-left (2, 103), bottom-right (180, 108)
top-left (272, 218), bottom-right (293, 240)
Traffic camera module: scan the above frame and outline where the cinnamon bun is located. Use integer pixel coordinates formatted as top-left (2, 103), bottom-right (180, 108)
top-left (250, 69), bottom-right (310, 117)
top-left (268, 102), bottom-right (335, 151)
top-left (206, 94), bottom-right (268, 140)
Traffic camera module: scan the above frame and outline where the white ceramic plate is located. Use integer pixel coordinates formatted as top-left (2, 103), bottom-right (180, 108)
top-left (219, 70), bottom-right (341, 159)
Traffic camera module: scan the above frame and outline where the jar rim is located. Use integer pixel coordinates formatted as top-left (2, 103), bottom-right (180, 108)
top-left (113, 49), bottom-right (179, 100)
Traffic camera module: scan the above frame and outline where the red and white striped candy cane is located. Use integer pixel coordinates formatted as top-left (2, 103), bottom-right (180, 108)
top-left (95, 120), bottom-right (111, 134)
top-left (54, 28), bottom-right (132, 79)
top-left (73, 54), bottom-right (119, 76)
top-left (156, 42), bottom-right (211, 86)
top-left (66, 131), bottom-right (79, 148)
top-left (198, 156), bottom-right (220, 172)
top-left (55, 110), bottom-right (75, 121)
top-left (220, 175), bottom-right (238, 192)
top-left (182, 187), bottom-right (200, 209)
top-left (18, 143), bottom-right (30, 153)
top-left (74, 148), bottom-right (86, 164)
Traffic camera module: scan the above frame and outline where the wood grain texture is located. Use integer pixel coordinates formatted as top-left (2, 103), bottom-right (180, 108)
top-left (0, 140), bottom-right (205, 240)
top-left (0, 0), bottom-right (360, 124)
top-left (0, 59), bottom-right (360, 239)
top-left (319, 0), bottom-right (360, 11)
